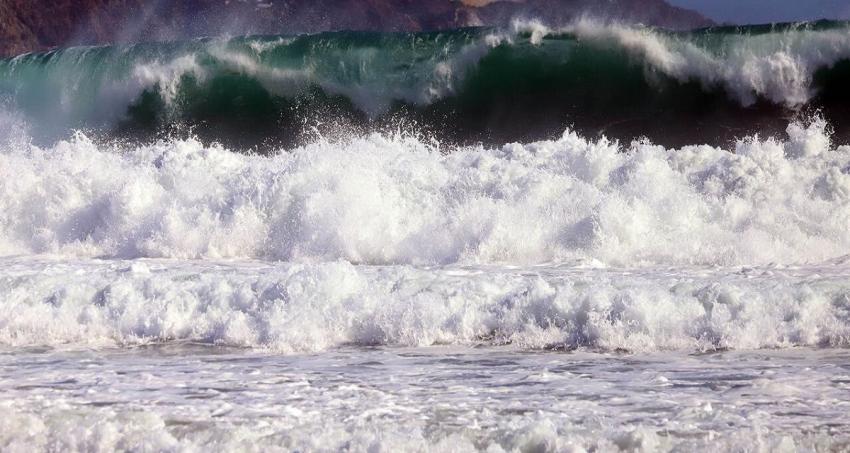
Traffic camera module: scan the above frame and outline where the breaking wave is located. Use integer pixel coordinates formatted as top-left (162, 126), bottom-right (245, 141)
top-left (1, 110), bottom-right (850, 352)
top-left (2, 20), bottom-right (850, 147)
top-left (1, 118), bottom-right (849, 266)
top-left (2, 21), bottom-right (850, 353)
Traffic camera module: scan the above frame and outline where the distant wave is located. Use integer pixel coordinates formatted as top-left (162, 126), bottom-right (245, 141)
top-left (2, 20), bottom-right (850, 147)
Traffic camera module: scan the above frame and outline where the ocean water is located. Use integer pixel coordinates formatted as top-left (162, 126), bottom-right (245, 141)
top-left (3, 20), bottom-right (850, 147)
top-left (2, 19), bottom-right (850, 452)
top-left (2, 345), bottom-right (849, 451)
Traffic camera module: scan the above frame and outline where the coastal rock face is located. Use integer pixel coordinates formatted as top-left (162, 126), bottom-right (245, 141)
top-left (0, 0), bottom-right (713, 56)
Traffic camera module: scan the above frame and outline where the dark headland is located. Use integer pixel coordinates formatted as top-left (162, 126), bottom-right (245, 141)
top-left (0, 0), bottom-right (712, 57)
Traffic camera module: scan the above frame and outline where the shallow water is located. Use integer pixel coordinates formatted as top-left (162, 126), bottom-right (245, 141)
top-left (1, 256), bottom-right (850, 451)
top-left (2, 344), bottom-right (848, 451)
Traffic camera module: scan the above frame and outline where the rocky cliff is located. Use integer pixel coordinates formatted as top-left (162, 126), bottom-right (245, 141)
top-left (0, 0), bottom-right (713, 56)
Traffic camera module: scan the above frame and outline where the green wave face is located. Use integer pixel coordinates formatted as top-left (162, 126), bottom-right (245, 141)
top-left (2, 20), bottom-right (850, 148)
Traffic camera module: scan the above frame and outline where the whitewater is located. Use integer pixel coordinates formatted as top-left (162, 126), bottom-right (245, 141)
top-left (2, 116), bottom-right (850, 451)
top-left (2, 20), bottom-right (850, 453)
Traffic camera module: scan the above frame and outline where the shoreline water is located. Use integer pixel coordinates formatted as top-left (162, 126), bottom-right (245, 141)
top-left (2, 344), bottom-right (848, 451)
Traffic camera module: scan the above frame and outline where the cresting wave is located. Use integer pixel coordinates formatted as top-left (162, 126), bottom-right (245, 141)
top-left (2, 20), bottom-right (850, 147)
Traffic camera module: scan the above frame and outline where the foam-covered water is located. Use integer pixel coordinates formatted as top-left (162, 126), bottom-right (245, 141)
top-left (2, 347), bottom-right (849, 452)
top-left (3, 53), bottom-right (850, 447)
top-left (1, 256), bottom-right (850, 353)
top-left (2, 119), bottom-right (849, 266)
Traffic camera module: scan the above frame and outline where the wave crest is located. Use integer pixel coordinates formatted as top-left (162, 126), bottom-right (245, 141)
top-left (3, 21), bottom-right (850, 147)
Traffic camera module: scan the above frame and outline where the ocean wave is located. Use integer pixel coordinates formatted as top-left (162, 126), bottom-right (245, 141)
top-left (2, 117), bottom-right (850, 353)
top-left (527, 19), bottom-right (850, 106)
top-left (2, 21), bottom-right (850, 147)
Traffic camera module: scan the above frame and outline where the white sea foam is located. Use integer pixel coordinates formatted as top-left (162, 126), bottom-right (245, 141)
top-left (0, 399), bottom-right (838, 452)
top-left (1, 119), bottom-right (849, 265)
top-left (1, 256), bottom-right (849, 352)
top-left (4, 24), bottom-right (850, 453)
top-left (2, 346), bottom-right (846, 453)
top-left (2, 114), bottom-right (850, 352)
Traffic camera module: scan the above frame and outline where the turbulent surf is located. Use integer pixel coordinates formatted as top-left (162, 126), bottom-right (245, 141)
top-left (2, 18), bottom-right (850, 453)
top-left (2, 115), bottom-right (850, 352)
